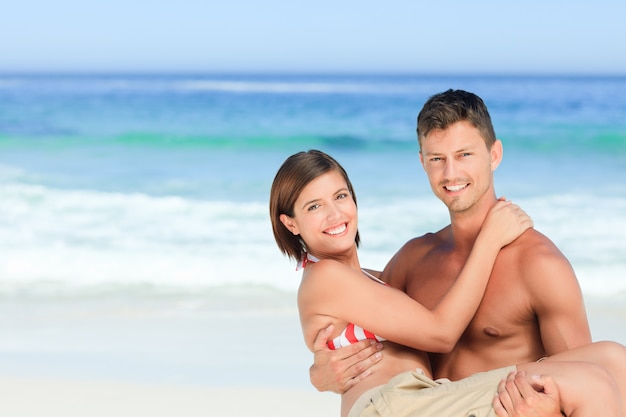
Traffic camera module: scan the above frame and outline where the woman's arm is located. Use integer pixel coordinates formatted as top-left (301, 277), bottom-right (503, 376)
top-left (301, 199), bottom-right (532, 353)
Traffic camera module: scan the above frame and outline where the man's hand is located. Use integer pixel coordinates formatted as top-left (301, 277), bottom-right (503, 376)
top-left (309, 325), bottom-right (384, 393)
top-left (493, 371), bottom-right (564, 417)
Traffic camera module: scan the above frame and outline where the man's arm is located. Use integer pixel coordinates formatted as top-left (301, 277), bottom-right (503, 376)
top-left (524, 237), bottom-right (591, 354)
top-left (309, 325), bottom-right (384, 393)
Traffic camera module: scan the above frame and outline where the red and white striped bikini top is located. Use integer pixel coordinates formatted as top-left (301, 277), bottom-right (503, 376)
top-left (299, 253), bottom-right (387, 350)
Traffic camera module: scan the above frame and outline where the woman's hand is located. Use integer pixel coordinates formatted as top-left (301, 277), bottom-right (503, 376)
top-left (480, 198), bottom-right (533, 249)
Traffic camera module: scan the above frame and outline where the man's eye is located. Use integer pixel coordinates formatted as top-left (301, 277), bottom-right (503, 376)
top-left (337, 193), bottom-right (348, 200)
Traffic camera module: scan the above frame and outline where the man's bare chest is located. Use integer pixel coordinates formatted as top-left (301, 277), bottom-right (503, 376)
top-left (405, 264), bottom-right (535, 342)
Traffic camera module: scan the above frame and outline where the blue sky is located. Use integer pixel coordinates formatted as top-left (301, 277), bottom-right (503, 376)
top-left (2, 0), bottom-right (625, 74)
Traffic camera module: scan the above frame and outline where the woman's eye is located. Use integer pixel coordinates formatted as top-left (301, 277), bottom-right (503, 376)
top-left (307, 204), bottom-right (320, 211)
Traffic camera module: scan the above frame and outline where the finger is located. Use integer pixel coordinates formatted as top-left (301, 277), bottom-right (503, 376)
top-left (351, 340), bottom-right (384, 362)
top-left (501, 371), bottom-right (529, 415)
top-left (496, 374), bottom-right (515, 413)
top-left (514, 371), bottom-right (541, 399)
top-left (492, 394), bottom-right (510, 417)
top-left (343, 342), bottom-right (384, 379)
top-left (342, 370), bottom-right (370, 391)
top-left (532, 374), bottom-right (560, 403)
top-left (313, 340), bottom-right (382, 393)
top-left (340, 341), bottom-right (383, 377)
top-left (312, 325), bottom-right (334, 351)
top-left (334, 339), bottom-right (383, 362)
top-left (494, 199), bottom-right (512, 209)
top-left (505, 371), bottom-right (524, 406)
top-left (538, 374), bottom-right (557, 395)
top-left (337, 344), bottom-right (383, 391)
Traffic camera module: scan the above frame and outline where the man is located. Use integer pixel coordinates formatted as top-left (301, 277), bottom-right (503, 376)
top-left (309, 89), bottom-right (591, 393)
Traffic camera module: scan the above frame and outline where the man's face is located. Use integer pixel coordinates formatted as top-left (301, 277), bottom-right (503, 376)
top-left (419, 120), bottom-right (501, 214)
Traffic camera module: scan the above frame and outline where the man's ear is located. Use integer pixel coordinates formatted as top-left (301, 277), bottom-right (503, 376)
top-left (490, 139), bottom-right (503, 171)
top-left (279, 214), bottom-right (299, 235)
top-left (419, 151), bottom-right (425, 169)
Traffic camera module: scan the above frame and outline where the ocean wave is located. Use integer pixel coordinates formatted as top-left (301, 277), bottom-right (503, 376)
top-left (1, 181), bottom-right (625, 298)
top-left (0, 74), bottom-right (420, 95)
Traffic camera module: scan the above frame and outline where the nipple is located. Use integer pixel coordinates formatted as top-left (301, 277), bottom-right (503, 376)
top-left (483, 327), bottom-right (501, 337)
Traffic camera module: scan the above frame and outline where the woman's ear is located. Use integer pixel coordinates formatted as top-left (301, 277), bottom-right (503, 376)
top-left (279, 214), bottom-right (299, 235)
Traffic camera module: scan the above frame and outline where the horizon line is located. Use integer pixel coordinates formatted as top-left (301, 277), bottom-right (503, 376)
top-left (1, 70), bottom-right (626, 78)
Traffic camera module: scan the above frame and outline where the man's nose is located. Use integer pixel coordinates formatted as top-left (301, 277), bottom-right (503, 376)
top-left (443, 158), bottom-right (458, 179)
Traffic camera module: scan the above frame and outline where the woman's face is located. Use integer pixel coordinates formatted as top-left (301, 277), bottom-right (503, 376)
top-left (280, 170), bottom-right (358, 258)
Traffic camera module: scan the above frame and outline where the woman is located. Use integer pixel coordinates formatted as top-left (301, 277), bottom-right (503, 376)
top-left (269, 150), bottom-right (626, 417)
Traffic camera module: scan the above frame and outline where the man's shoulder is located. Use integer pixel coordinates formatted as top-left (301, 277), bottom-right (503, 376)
top-left (398, 226), bottom-right (449, 253)
top-left (382, 227), bottom-right (449, 287)
top-left (504, 228), bottom-right (578, 289)
top-left (511, 228), bottom-right (567, 260)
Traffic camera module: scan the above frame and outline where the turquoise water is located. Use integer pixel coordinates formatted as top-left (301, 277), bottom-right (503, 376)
top-left (1, 73), bottom-right (625, 297)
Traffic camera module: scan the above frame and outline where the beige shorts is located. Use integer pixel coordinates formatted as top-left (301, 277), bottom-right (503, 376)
top-left (350, 365), bottom-right (517, 417)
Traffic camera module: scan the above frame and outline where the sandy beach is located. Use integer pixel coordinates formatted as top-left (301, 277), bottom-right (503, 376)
top-left (0, 292), bottom-right (623, 417)
top-left (0, 289), bottom-right (338, 417)
top-left (0, 378), bottom-right (339, 417)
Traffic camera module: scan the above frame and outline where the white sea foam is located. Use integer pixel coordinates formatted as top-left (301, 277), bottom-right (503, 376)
top-left (1, 181), bottom-right (625, 299)
top-left (0, 75), bottom-right (418, 96)
top-left (0, 182), bottom-right (285, 292)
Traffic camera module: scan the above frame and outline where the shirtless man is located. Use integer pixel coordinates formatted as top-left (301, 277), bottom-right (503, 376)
top-left (309, 89), bottom-right (592, 392)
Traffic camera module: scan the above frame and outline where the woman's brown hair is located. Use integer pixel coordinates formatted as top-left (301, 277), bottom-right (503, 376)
top-left (269, 149), bottom-right (360, 262)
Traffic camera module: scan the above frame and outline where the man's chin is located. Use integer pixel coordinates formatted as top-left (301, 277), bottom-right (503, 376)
top-left (445, 199), bottom-right (473, 213)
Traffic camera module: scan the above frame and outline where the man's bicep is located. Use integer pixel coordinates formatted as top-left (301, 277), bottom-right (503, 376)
top-left (530, 257), bottom-right (592, 354)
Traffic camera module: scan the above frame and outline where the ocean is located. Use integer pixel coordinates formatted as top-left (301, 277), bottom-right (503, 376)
top-left (1, 73), bottom-right (625, 388)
